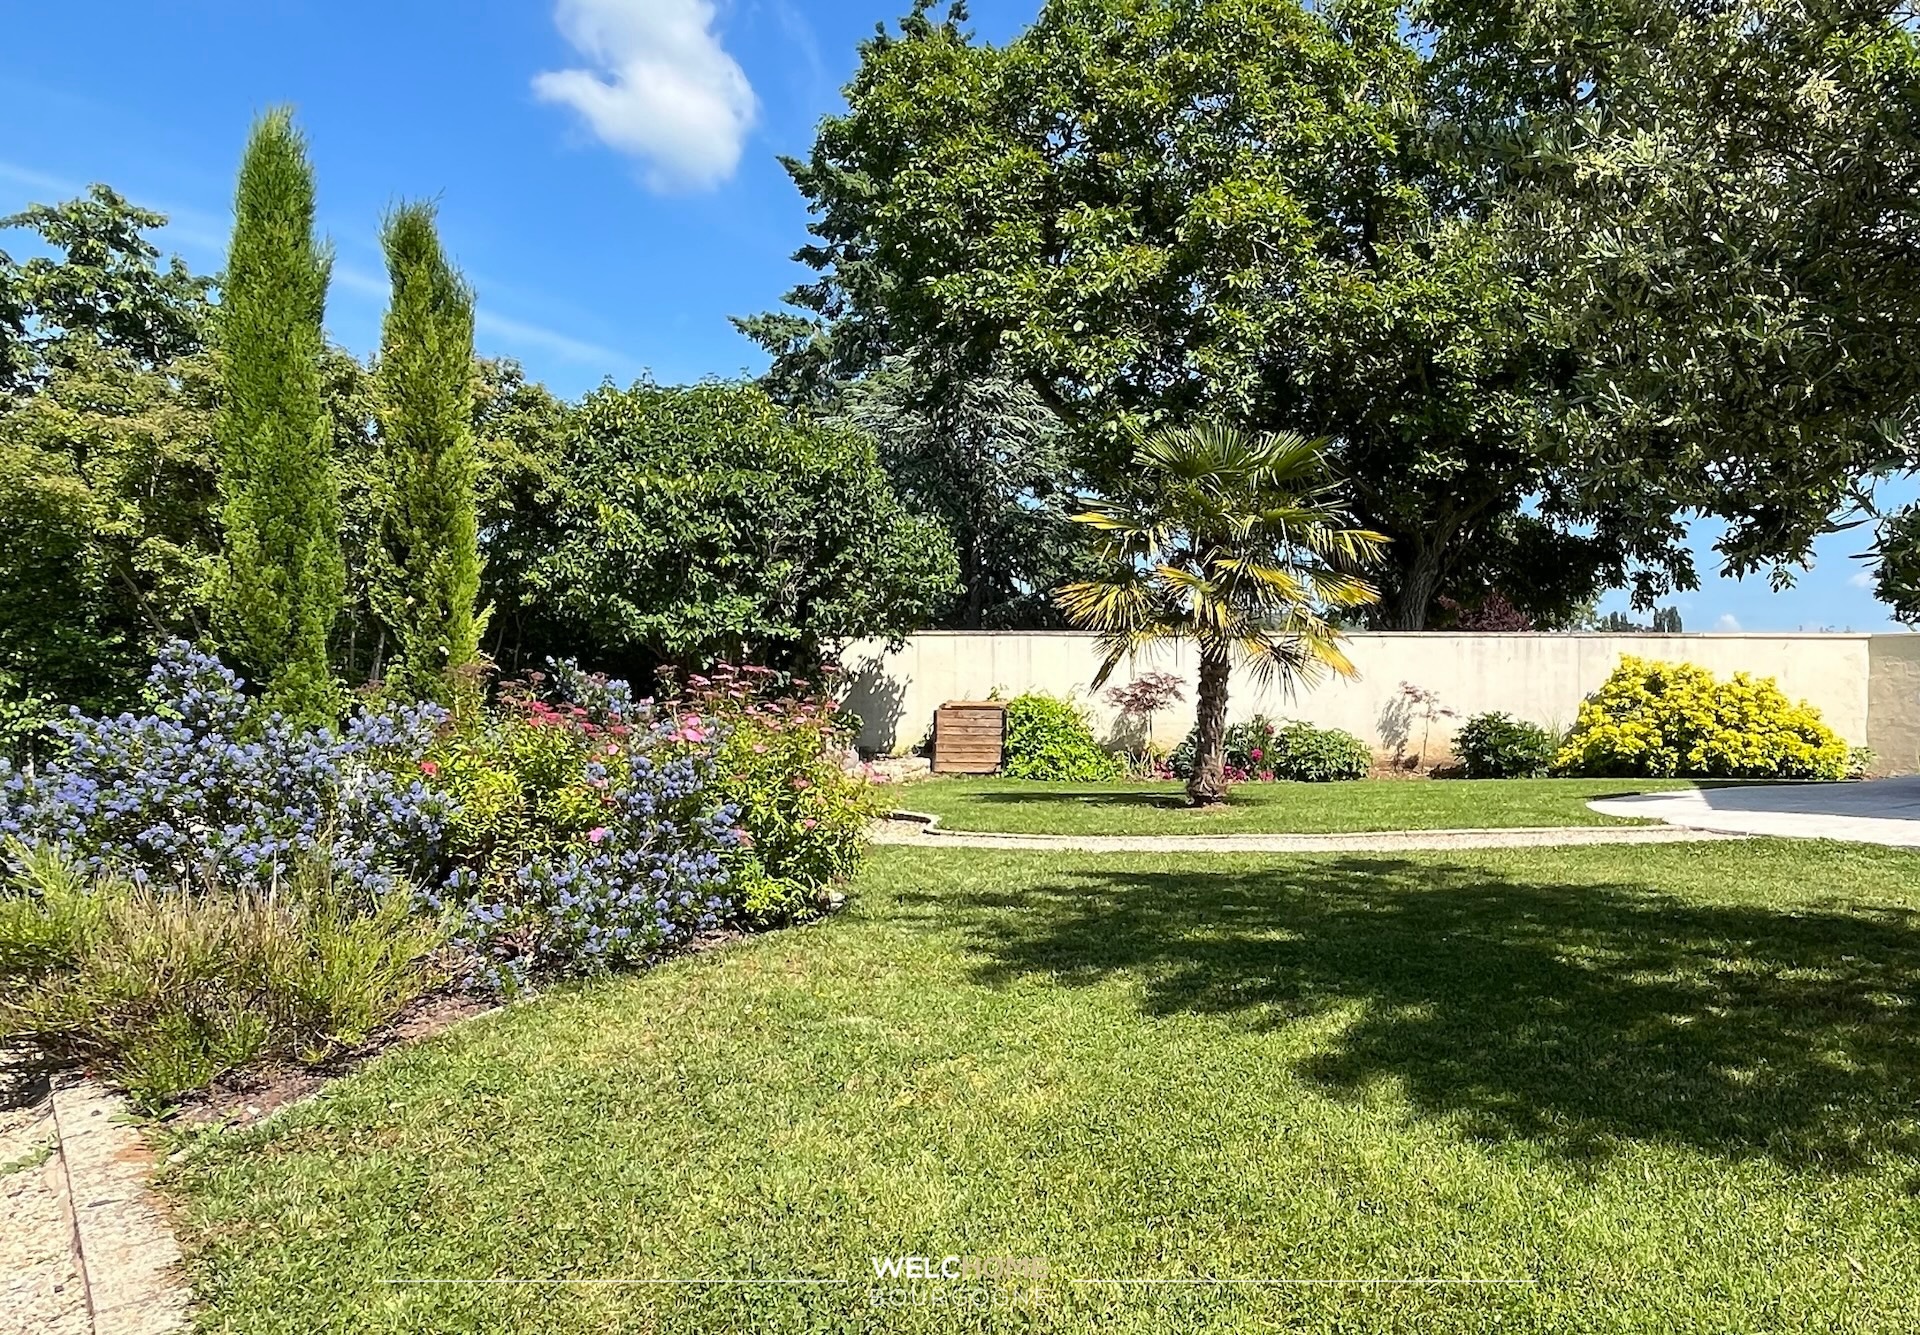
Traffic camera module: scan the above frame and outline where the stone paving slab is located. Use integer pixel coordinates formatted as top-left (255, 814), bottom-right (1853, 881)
top-left (873, 817), bottom-right (1739, 854)
top-left (1588, 778), bottom-right (1920, 848)
top-left (49, 1082), bottom-right (190, 1335)
top-left (1, 1091), bottom-right (88, 1335)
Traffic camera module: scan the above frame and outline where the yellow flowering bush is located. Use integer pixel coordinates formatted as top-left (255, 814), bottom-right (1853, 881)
top-left (1554, 656), bottom-right (1849, 780)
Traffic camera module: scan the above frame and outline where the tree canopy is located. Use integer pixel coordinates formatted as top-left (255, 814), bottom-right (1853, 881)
top-left (531, 380), bottom-right (959, 676)
top-left (757, 0), bottom-right (1920, 625)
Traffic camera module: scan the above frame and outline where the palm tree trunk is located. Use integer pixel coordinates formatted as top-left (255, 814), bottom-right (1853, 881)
top-left (1188, 644), bottom-right (1232, 806)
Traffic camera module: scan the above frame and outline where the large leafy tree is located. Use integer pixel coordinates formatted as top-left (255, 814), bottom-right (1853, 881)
top-left (531, 380), bottom-right (959, 677)
top-left (0, 345), bottom-right (220, 728)
top-left (1422, 0), bottom-right (1920, 589)
top-left (0, 185), bottom-right (210, 395)
top-left (763, 0), bottom-right (1667, 627)
top-left (835, 352), bottom-right (1083, 628)
top-left (0, 189), bottom-right (218, 737)
top-left (1058, 424), bottom-right (1385, 805)
top-left (370, 202), bottom-right (486, 702)
top-left (767, 0), bottom-right (1920, 623)
top-left (214, 109), bottom-right (344, 721)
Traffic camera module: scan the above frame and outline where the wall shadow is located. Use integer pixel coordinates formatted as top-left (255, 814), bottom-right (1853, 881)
top-left (922, 859), bottom-right (1920, 1169)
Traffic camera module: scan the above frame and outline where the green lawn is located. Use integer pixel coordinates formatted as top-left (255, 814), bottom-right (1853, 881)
top-left (893, 776), bottom-right (1705, 835)
top-left (168, 841), bottom-right (1920, 1333)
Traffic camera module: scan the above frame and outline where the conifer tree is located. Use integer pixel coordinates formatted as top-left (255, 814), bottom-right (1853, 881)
top-left (371, 202), bottom-right (485, 702)
top-left (215, 108), bottom-right (343, 720)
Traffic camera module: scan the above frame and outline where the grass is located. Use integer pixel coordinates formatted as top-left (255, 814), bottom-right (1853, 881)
top-left (892, 776), bottom-right (1705, 835)
top-left (166, 840), bottom-right (1920, 1333)
top-left (0, 1140), bottom-right (52, 1177)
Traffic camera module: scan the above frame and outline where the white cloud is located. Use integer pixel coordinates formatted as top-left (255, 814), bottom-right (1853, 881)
top-left (533, 0), bottom-right (757, 192)
top-left (1849, 568), bottom-right (1877, 590)
top-left (474, 309), bottom-right (630, 369)
top-left (335, 263), bottom-right (630, 370)
top-left (1714, 613), bottom-right (1742, 632)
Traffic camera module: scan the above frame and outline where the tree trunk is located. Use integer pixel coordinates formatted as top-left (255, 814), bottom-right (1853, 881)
top-left (1379, 543), bottom-right (1446, 630)
top-left (1188, 644), bottom-right (1232, 806)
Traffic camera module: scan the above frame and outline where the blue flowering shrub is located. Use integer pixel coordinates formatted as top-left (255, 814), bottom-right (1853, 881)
top-left (420, 673), bottom-right (744, 990)
top-left (0, 643), bottom-right (876, 1100)
top-left (417, 660), bottom-right (876, 988)
top-left (0, 645), bottom-right (457, 1104)
top-left (0, 642), bottom-right (452, 901)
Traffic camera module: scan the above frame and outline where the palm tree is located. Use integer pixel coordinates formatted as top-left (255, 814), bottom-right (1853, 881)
top-left (1056, 424), bottom-right (1386, 806)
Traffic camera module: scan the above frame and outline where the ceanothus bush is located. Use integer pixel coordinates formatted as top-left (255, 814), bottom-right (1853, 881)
top-left (0, 642), bottom-right (450, 901)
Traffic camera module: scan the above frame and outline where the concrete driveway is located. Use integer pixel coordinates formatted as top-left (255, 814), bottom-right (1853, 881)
top-left (1588, 778), bottom-right (1920, 847)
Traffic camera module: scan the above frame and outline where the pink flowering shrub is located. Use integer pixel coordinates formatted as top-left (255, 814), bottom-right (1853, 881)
top-left (661, 662), bottom-right (881, 924)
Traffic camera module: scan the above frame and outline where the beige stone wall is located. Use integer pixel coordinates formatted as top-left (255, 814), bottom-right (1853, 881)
top-left (1868, 635), bottom-right (1920, 775)
top-left (840, 631), bottom-right (1919, 770)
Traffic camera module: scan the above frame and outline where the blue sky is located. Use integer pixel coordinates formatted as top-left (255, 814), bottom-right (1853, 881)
top-left (1, 0), bottom-right (1908, 633)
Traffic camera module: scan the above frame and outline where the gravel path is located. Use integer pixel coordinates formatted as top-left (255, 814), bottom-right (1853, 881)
top-left (0, 1062), bottom-right (191, 1335)
top-left (872, 817), bottom-right (1741, 854)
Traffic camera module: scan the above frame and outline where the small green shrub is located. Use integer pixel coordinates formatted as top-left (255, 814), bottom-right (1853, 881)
top-left (0, 847), bottom-right (447, 1111)
top-left (1169, 716), bottom-right (1370, 782)
top-left (1554, 656), bottom-right (1849, 780)
top-left (1267, 721), bottom-right (1372, 782)
top-left (1001, 694), bottom-right (1123, 781)
top-left (1454, 713), bottom-right (1557, 779)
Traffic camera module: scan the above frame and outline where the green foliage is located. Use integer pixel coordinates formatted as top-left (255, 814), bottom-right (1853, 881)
top-left (422, 696), bottom-right (611, 900)
top-left (1454, 712), bottom-right (1557, 780)
top-left (1000, 694), bottom-right (1122, 782)
top-left (1872, 503), bottom-right (1920, 625)
top-left (471, 359), bottom-right (570, 675)
top-left (0, 192), bottom-right (220, 715)
top-left (0, 184), bottom-right (211, 392)
top-left (774, 0), bottom-right (1920, 620)
top-left (0, 847), bottom-right (445, 1112)
top-left (1170, 716), bottom-right (1371, 783)
top-left (533, 380), bottom-right (958, 676)
top-left (835, 351), bottom-right (1084, 629)
top-left (1262, 721), bottom-right (1373, 783)
top-left (213, 109), bottom-right (343, 722)
top-left (688, 668), bottom-right (883, 924)
top-left (1554, 657), bottom-right (1850, 781)
top-left (1057, 423), bottom-right (1383, 803)
top-left (766, 1), bottom-right (1690, 627)
top-left (1453, 0), bottom-right (1920, 587)
top-left (371, 203), bottom-right (486, 703)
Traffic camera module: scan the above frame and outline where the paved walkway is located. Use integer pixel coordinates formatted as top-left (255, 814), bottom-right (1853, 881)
top-left (1588, 777), bottom-right (1920, 847)
top-left (0, 1067), bottom-right (189, 1335)
top-left (873, 819), bottom-right (1739, 854)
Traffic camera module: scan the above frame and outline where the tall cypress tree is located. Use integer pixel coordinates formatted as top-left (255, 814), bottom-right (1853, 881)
top-left (215, 108), bottom-right (343, 720)
top-left (371, 202), bottom-right (485, 702)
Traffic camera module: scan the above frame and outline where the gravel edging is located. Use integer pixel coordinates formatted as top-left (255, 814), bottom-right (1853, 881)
top-left (874, 813), bottom-right (1741, 853)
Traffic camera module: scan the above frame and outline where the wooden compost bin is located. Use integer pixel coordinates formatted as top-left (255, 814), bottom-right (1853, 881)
top-left (933, 701), bottom-right (1007, 774)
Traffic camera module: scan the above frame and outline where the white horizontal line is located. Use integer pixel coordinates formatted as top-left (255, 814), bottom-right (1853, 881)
top-left (379, 1276), bottom-right (1534, 1288)
top-left (1070, 1279), bottom-right (1537, 1287)
top-left (379, 1279), bottom-right (847, 1286)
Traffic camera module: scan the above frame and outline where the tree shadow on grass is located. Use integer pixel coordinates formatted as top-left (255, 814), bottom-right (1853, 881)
top-left (929, 860), bottom-right (1920, 1170)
